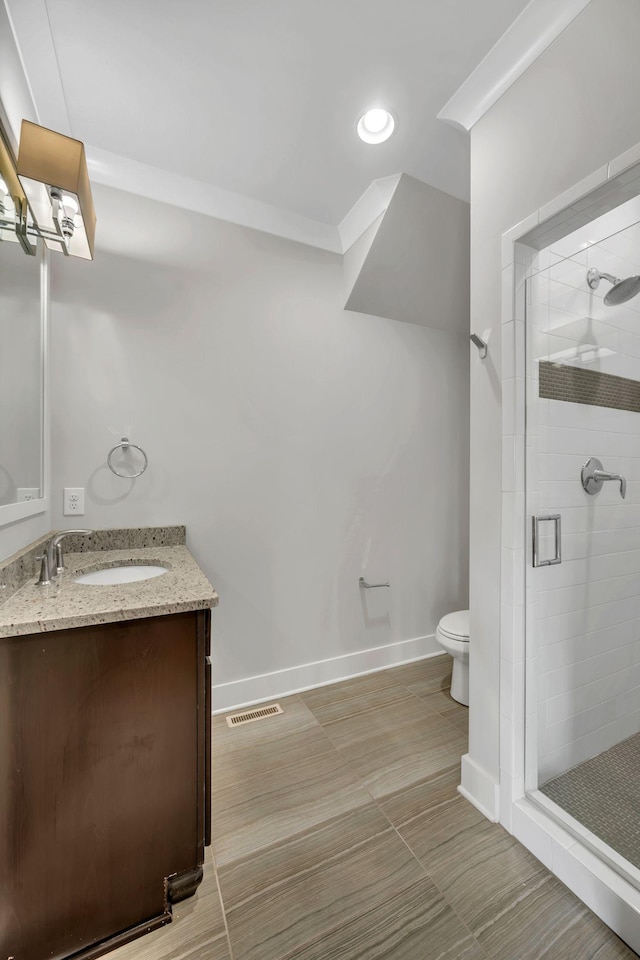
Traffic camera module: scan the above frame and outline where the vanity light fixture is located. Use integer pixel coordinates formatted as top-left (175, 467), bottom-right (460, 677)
top-left (0, 175), bottom-right (11, 238)
top-left (0, 178), bottom-right (17, 244)
top-left (16, 120), bottom-right (96, 259)
top-left (0, 123), bottom-right (30, 251)
top-left (356, 107), bottom-right (395, 144)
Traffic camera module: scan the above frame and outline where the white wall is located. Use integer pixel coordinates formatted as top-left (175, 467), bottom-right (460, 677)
top-left (50, 183), bottom-right (469, 705)
top-left (528, 201), bottom-right (640, 782)
top-left (469, 0), bottom-right (640, 811)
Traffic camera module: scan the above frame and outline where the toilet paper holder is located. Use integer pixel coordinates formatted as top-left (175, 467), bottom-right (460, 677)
top-left (359, 577), bottom-right (390, 589)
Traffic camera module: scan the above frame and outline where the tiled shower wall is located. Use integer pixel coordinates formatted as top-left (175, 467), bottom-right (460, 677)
top-left (529, 204), bottom-right (640, 784)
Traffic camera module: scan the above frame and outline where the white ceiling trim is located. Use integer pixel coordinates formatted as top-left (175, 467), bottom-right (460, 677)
top-left (338, 175), bottom-right (402, 254)
top-left (86, 145), bottom-right (342, 253)
top-left (437, 0), bottom-right (593, 132)
top-left (4, 0), bottom-right (70, 137)
top-left (0, 0), bottom-right (39, 146)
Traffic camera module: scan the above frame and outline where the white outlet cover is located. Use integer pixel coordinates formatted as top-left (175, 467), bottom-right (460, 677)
top-left (17, 487), bottom-right (40, 501)
top-left (63, 487), bottom-right (85, 516)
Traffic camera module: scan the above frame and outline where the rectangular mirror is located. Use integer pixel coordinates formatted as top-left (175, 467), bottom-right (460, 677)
top-left (0, 109), bottom-right (48, 527)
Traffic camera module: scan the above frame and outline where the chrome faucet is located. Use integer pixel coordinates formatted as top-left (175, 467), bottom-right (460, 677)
top-left (36, 529), bottom-right (93, 586)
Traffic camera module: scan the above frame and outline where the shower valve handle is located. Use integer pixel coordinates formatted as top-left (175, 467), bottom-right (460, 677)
top-left (593, 470), bottom-right (626, 499)
top-left (581, 458), bottom-right (626, 499)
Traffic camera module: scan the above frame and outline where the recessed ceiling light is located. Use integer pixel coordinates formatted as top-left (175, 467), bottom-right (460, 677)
top-left (356, 108), bottom-right (395, 144)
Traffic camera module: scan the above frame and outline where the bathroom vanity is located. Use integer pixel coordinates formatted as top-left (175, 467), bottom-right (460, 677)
top-left (0, 527), bottom-right (218, 960)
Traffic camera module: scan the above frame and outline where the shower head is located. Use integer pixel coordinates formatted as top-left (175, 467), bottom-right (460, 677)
top-left (587, 267), bottom-right (640, 306)
top-left (605, 275), bottom-right (640, 306)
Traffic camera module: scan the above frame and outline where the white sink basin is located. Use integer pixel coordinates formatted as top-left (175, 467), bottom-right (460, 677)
top-left (74, 564), bottom-right (169, 585)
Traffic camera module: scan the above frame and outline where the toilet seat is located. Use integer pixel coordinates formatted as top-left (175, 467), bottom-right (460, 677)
top-left (437, 610), bottom-right (469, 642)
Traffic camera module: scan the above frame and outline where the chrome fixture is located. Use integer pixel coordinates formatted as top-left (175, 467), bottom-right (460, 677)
top-left (532, 515), bottom-right (562, 567)
top-left (470, 333), bottom-right (488, 359)
top-left (107, 437), bottom-right (149, 479)
top-left (52, 529), bottom-right (93, 574)
top-left (359, 576), bottom-right (390, 588)
top-left (36, 529), bottom-right (93, 585)
top-left (0, 121), bottom-right (30, 253)
top-left (49, 188), bottom-right (78, 244)
top-left (581, 457), bottom-right (626, 499)
top-left (586, 268), bottom-right (640, 306)
top-left (35, 552), bottom-right (54, 587)
top-left (0, 119), bottom-right (96, 260)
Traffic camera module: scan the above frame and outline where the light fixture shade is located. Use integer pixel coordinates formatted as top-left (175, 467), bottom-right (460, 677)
top-left (17, 119), bottom-right (96, 260)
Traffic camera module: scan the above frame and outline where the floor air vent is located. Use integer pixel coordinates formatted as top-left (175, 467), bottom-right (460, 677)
top-left (226, 703), bottom-right (284, 728)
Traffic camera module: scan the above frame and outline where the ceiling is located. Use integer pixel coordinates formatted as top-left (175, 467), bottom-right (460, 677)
top-left (6, 0), bottom-right (534, 229)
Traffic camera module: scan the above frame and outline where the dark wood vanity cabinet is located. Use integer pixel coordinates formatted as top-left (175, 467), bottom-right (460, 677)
top-left (0, 609), bottom-right (212, 960)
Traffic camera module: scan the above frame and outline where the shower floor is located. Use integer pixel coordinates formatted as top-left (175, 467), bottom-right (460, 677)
top-left (541, 732), bottom-right (640, 870)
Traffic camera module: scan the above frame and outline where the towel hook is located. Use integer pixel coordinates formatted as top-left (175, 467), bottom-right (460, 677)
top-left (470, 333), bottom-right (488, 359)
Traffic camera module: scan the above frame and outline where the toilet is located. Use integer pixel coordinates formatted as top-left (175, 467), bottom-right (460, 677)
top-left (436, 609), bottom-right (470, 707)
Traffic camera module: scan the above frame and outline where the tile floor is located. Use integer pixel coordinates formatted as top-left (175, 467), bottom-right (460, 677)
top-left (542, 731), bottom-right (640, 871)
top-left (108, 655), bottom-right (638, 960)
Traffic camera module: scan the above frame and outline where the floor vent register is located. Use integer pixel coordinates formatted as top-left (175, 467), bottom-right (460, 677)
top-left (225, 703), bottom-right (284, 728)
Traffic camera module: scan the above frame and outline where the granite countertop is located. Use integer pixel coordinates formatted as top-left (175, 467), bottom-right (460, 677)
top-left (0, 529), bottom-right (218, 639)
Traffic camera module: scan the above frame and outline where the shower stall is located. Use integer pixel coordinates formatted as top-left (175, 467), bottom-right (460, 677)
top-left (514, 187), bottom-right (640, 899)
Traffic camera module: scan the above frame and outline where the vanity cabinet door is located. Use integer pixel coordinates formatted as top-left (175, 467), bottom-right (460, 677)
top-left (0, 609), bottom-right (210, 960)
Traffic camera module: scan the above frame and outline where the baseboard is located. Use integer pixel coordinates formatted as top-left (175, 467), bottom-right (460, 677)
top-left (459, 754), bottom-right (500, 822)
top-left (212, 633), bottom-right (440, 713)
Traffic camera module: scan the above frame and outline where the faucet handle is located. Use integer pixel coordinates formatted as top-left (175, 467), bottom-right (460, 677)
top-left (35, 554), bottom-right (53, 587)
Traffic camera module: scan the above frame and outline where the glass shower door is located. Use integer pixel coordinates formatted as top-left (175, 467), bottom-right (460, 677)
top-left (525, 219), bottom-right (640, 874)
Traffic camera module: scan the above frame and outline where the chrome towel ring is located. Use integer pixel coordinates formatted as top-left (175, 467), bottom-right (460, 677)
top-left (107, 437), bottom-right (148, 479)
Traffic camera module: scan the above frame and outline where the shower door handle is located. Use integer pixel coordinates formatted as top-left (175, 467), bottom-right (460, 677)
top-left (532, 515), bottom-right (561, 567)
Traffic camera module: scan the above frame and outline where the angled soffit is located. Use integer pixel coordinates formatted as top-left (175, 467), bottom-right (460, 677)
top-left (344, 174), bottom-right (470, 333)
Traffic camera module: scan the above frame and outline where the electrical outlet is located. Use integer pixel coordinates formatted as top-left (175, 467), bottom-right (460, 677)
top-left (63, 487), bottom-right (85, 516)
top-left (17, 487), bottom-right (40, 501)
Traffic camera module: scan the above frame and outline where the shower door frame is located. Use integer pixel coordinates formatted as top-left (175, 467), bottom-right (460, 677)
top-left (500, 142), bottom-right (640, 950)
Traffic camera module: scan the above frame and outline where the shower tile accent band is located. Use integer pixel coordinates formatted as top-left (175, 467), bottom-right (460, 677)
top-left (539, 361), bottom-right (640, 413)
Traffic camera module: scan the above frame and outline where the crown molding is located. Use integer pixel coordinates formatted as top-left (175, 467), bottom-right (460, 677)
top-left (0, 0), bottom-right (40, 145)
top-left (3, 0), bottom-right (70, 136)
top-left (438, 0), bottom-right (593, 132)
top-left (86, 145), bottom-right (342, 252)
